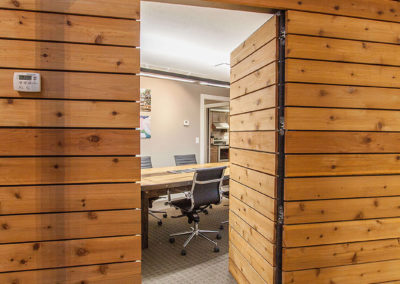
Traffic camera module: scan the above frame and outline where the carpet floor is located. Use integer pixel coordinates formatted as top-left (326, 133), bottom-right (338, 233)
top-left (142, 199), bottom-right (236, 284)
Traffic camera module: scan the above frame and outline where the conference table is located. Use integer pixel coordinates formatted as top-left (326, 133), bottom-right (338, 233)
top-left (141, 162), bottom-right (230, 249)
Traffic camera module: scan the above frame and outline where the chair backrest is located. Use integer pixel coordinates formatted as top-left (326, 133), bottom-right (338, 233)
top-left (174, 154), bottom-right (197, 166)
top-left (190, 166), bottom-right (226, 210)
top-left (141, 156), bottom-right (153, 169)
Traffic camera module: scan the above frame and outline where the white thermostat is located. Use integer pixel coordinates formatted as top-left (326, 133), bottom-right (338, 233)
top-left (13, 72), bottom-right (41, 92)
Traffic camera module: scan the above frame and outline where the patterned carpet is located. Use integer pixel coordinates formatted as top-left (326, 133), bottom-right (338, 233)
top-left (142, 199), bottom-right (236, 284)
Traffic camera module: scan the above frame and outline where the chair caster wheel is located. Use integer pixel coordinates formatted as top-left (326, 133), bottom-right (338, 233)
top-left (216, 234), bottom-right (222, 240)
top-left (214, 247), bottom-right (220, 253)
top-left (219, 225), bottom-right (224, 230)
top-left (181, 249), bottom-right (186, 256)
top-left (204, 210), bottom-right (209, 215)
top-left (209, 205), bottom-right (213, 209)
top-left (163, 213), bottom-right (168, 218)
top-left (158, 220), bottom-right (162, 226)
top-left (169, 237), bottom-right (175, 244)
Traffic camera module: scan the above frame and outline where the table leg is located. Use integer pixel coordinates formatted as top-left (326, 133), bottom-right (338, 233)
top-left (141, 191), bottom-right (149, 249)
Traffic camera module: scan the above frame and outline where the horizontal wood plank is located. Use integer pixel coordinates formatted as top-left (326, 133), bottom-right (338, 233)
top-left (230, 211), bottom-right (275, 266)
top-left (0, 157), bottom-right (140, 185)
top-left (0, 210), bottom-right (140, 243)
top-left (230, 109), bottom-right (276, 132)
top-left (231, 63), bottom-right (276, 99)
top-left (0, 0), bottom-right (140, 19)
top-left (0, 129), bottom-right (139, 156)
top-left (230, 86), bottom-right (276, 115)
top-left (283, 217), bottom-right (400, 247)
top-left (231, 15), bottom-right (276, 66)
top-left (283, 259), bottom-right (400, 284)
top-left (285, 196), bottom-right (400, 224)
top-left (286, 154), bottom-right (400, 177)
top-left (0, 39), bottom-right (140, 73)
top-left (0, 262), bottom-right (141, 284)
top-left (230, 163), bottom-right (276, 198)
top-left (287, 34), bottom-right (400, 67)
top-left (230, 180), bottom-right (275, 221)
top-left (0, 99), bottom-right (139, 128)
top-left (286, 59), bottom-right (400, 88)
top-left (230, 131), bottom-right (276, 153)
top-left (230, 148), bottom-right (276, 175)
top-left (286, 107), bottom-right (400, 131)
top-left (0, 236), bottom-right (141, 272)
top-left (0, 183), bottom-right (140, 215)
top-left (285, 175), bottom-right (400, 201)
top-left (231, 39), bottom-right (277, 83)
top-left (0, 9), bottom-right (139, 46)
top-left (286, 131), bottom-right (400, 154)
top-left (285, 83), bottom-right (400, 110)
top-left (283, 238), bottom-right (400, 271)
top-left (230, 196), bottom-right (275, 243)
top-left (287, 10), bottom-right (400, 45)
top-left (229, 258), bottom-right (251, 284)
top-left (0, 69), bottom-right (139, 101)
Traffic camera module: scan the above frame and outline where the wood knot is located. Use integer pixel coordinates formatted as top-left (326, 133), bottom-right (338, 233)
top-left (66, 20), bottom-right (72, 26)
top-left (2, 223), bottom-right (9, 230)
top-left (88, 212), bottom-right (98, 220)
top-left (116, 60), bottom-right (122, 66)
top-left (54, 164), bottom-right (59, 169)
top-left (14, 192), bottom-right (21, 199)
top-left (297, 1), bottom-right (302, 5)
top-left (362, 136), bottom-right (372, 144)
top-left (7, 99), bottom-right (13, 104)
top-left (11, 0), bottom-right (20, 7)
top-left (41, 53), bottom-right (49, 58)
top-left (299, 203), bottom-right (305, 211)
top-left (19, 20), bottom-right (23, 24)
top-left (112, 111), bottom-right (118, 116)
top-left (76, 248), bottom-right (89, 256)
top-left (20, 259), bottom-right (27, 264)
top-left (56, 112), bottom-right (63, 118)
top-left (33, 243), bottom-right (40, 250)
top-left (88, 135), bottom-right (101, 143)
top-left (99, 264), bottom-right (109, 275)
top-left (95, 35), bottom-right (103, 44)
top-left (113, 158), bottom-right (119, 163)
top-left (334, 5), bottom-right (340, 10)
top-left (11, 279), bottom-right (20, 284)
top-left (319, 90), bottom-right (328, 97)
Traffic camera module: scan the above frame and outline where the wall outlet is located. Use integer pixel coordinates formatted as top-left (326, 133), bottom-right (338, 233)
top-left (184, 120), bottom-right (190, 126)
top-left (196, 137), bottom-right (199, 144)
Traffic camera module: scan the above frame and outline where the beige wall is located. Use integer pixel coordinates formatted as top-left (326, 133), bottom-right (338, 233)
top-left (140, 76), bottom-right (229, 167)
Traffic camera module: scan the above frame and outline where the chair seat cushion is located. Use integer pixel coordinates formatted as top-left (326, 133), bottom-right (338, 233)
top-left (171, 198), bottom-right (192, 211)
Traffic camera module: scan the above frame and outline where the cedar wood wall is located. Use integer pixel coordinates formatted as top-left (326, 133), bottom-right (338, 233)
top-left (0, 0), bottom-right (141, 283)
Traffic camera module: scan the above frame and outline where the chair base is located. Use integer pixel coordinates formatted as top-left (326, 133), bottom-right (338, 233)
top-left (219, 220), bottom-right (229, 230)
top-left (169, 222), bottom-right (220, 254)
top-left (149, 210), bottom-right (167, 226)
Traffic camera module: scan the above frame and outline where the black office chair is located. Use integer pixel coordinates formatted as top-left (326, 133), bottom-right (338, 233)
top-left (219, 189), bottom-right (229, 230)
top-left (168, 166), bottom-right (226, 256)
top-left (174, 154), bottom-right (197, 166)
top-left (141, 156), bottom-right (167, 225)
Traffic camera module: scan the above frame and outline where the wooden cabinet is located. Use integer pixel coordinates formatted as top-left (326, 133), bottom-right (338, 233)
top-left (210, 145), bottom-right (218, 163)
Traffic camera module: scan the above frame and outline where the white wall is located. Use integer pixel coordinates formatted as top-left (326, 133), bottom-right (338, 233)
top-left (140, 76), bottom-right (229, 167)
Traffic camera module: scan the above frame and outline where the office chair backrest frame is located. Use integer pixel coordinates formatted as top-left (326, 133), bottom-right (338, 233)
top-left (141, 156), bottom-right (153, 169)
top-left (174, 154), bottom-right (197, 166)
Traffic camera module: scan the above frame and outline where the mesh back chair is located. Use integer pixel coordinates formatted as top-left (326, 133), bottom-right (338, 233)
top-left (141, 156), bottom-right (167, 225)
top-left (168, 166), bottom-right (226, 255)
top-left (174, 154), bottom-right (197, 166)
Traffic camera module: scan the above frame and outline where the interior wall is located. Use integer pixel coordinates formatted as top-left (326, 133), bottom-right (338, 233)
top-left (140, 76), bottom-right (229, 167)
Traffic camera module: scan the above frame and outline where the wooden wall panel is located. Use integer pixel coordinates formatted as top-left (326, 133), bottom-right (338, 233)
top-left (0, 1), bottom-right (141, 280)
top-left (230, 15), bottom-right (277, 284)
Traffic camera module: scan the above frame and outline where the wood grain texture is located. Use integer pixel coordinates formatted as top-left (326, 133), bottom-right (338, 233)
top-left (283, 238), bottom-right (400, 271)
top-left (287, 10), bottom-right (400, 44)
top-left (286, 131), bottom-right (400, 154)
top-left (230, 163), bottom-right (276, 198)
top-left (0, 183), bottom-right (140, 215)
top-left (0, 0), bottom-right (140, 19)
top-left (283, 217), bottom-right (400, 247)
top-left (0, 129), bottom-right (139, 156)
top-left (0, 39), bottom-right (139, 73)
top-left (231, 39), bottom-right (276, 83)
top-left (286, 59), bottom-right (400, 88)
top-left (230, 108), bottom-right (276, 131)
top-left (286, 107), bottom-right (400, 131)
top-left (285, 175), bottom-right (400, 201)
top-left (231, 62), bottom-right (276, 99)
top-left (230, 148), bottom-right (276, 175)
top-left (229, 259), bottom-right (251, 284)
top-left (0, 262), bottom-right (141, 284)
top-left (230, 131), bottom-right (276, 153)
top-left (285, 83), bottom-right (400, 110)
top-left (230, 211), bottom-right (275, 266)
top-left (283, 259), bottom-right (400, 284)
top-left (0, 69), bottom-right (139, 101)
top-left (230, 86), bottom-right (276, 115)
top-left (230, 196), bottom-right (275, 243)
top-left (231, 15), bottom-right (276, 66)
top-left (0, 9), bottom-right (140, 46)
top-left (0, 210), bottom-right (140, 243)
top-left (286, 154), bottom-right (400, 177)
top-left (0, 157), bottom-right (140, 185)
top-left (0, 236), bottom-right (141, 272)
top-left (286, 34), bottom-right (400, 67)
top-left (0, 99), bottom-right (139, 128)
top-left (285, 196), bottom-right (400, 224)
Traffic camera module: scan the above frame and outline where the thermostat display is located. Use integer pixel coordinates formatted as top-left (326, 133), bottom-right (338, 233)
top-left (13, 72), bottom-right (41, 92)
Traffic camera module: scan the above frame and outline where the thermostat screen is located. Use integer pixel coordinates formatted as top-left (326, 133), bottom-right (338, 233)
top-left (19, 75), bottom-right (32, 80)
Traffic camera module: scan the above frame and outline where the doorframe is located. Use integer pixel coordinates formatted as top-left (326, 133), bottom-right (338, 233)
top-left (200, 94), bottom-right (229, 164)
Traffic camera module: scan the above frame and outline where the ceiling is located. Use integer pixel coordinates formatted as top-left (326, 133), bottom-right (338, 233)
top-left (140, 2), bottom-right (273, 82)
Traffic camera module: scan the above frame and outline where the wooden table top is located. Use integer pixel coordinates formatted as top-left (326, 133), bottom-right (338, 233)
top-left (141, 162), bottom-right (230, 191)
